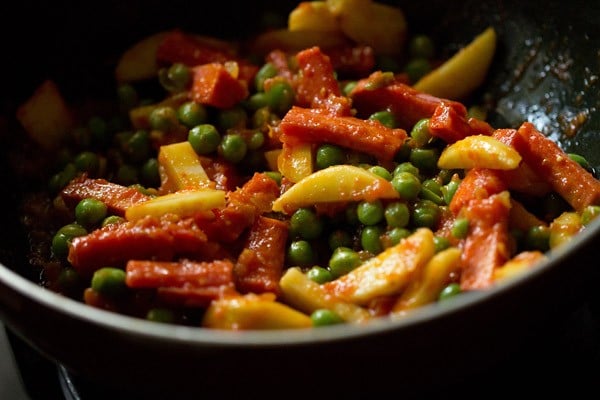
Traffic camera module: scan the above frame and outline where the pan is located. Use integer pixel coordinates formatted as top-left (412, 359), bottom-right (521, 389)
top-left (0, 0), bottom-right (599, 397)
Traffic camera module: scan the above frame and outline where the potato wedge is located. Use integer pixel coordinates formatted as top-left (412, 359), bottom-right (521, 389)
top-left (271, 165), bottom-right (399, 213)
top-left (158, 141), bottom-right (212, 192)
top-left (16, 80), bottom-right (74, 150)
top-left (115, 31), bottom-right (168, 83)
top-left (414, 27), bottom-right (497, 100)
top-left (279, 267), bottom-right (371, 323)
top-left (125, 189), bottom-right (225, 221)
top-left (437, 134), bottom-right (521, 170)
top-left (289, 2), bottom-right (340, 32)
top-left (202, 293), bottom-right (313, 330)
top-left (324, 228), bottom-right (436, 304)
top-left (277, 142), bottom-right (313, 183)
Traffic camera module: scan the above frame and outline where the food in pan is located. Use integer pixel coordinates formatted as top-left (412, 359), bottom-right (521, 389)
top-left (14, 0), bottom-right (600, 330)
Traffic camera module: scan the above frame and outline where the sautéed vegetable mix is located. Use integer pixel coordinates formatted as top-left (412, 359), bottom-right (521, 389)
top-left (14, 1), bottom-right (600, 329)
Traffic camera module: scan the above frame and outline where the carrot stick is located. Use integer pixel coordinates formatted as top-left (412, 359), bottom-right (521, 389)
top-left (449, 168), bottom-right (507, 215)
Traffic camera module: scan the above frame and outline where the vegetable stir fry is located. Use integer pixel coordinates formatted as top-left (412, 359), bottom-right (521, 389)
top-left (15, 0), bottom-right (600, 330)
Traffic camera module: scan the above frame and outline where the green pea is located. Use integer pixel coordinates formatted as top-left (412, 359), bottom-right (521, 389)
top-left (140, 158), bottom-right (160, 188)
top-left (287, 240), bottom-right (315, 267)
top-left (290, 208), bottom-right (323, 240)
top-left (438, 283), bottom-right (461, 301)
top-left (391, 172), bottom-right (422, 200)
top-left (581, 205), bottom-right (600, 225)
top-left (369, 110), bottom-right (397, 128)
top-left (526, 225), bottom-right (551, 252)
top-left (188, 124), bottom-right (221, 155)
top-left (101, 215), bottom-right (125, 227)
top-left (361, 225), bottom-right (383, 254)
top-left (264, 171), bottom-right (282, 185)
top-left (91, 267), bottom-right (127, 297)
top-left (74, 151), bottom-right (101, 176)
top-left (404, 58), bottom-right (431, 83)
top-left (75, 198), bottom-right (108, 228)
top-left (409, 148), bottom-right (439, 172)
top-left (146, 308), bottom-right (175, 323)
top-left (219, 133), bottom-right (248, 163)
top-left (419, 187), bottom-right (445, 205)
top-left (434, 236), bottom-right (451, 253)
top-left (368, 165), bottom-right (392, 181)
top-left (149, 106), bottom-right (178, 132)
top-left (467, 105), bottom-right (487, 120)
top-left (218, 106), bottom-right (247, 131)
top-left (177, 101), bottom-right (208, 128)
top-left (265, 80), bottom-right (295, 114)
top-left (328, 229), bottom-right (353, 251)
top-left (247, 130), bottom-right (265, 150)
top-left (311, 309), bottom-right (344, 327)
top-left (383, 227), bottom-right (411, 247)
top-left (159, 63), bottom-right (191, 92)
top-left (394, 142), bottom-right (412, 162)
top-left (255, 62), bottom-right (278, 92)
top-left (409, 34), bottom-right (435, 59)
top-left (116, 164), bottom-right (138, 186)
top-left (57, 267), bottom-right (80, 292)
top-left (393, 162), bottom-right (420, 178)
top-left (315, 144), bottom-right (345, 170)
top-left (409, 118), bottom-right (432, 148)
top-left (329, 247), bottom-right (361, 277)
top-left (568, 153), bottom-right (592, 171)
top-left (342, 81), bottom-right (358, 96)
top-left (451, 218), bottom-right (470, 239)
top-left (126, 129), bottom-right (152, 163)
top-left (88, 116), bottom-right (109, 149)
top-left (51, 223), bottom-right (88, 257)
top-left (412, 199), bottom-right (441, 228)
top-left (345, 203), bottom-right (360, 226)
top-left (384, 201), bottom-right (409, 228)
top-left (117, 84), bottom-right (139, 111)
top-left (244, 92), bottom-right (269, 111)
top-left (441, 180), bottom-right (460, 205)
top-left (357, 200), bottom-right (384, 226)
top-left (307, 266), bottom-right (333, 284)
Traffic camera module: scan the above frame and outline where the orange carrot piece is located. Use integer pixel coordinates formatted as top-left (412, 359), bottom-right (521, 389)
top-left (126, 258), bottom-right (234, 288)
top-left (449, 168), bottom-right (507, 215)
top-left (350, 71), bottom-right (467, 129)
top-left (428, 102), bottom-right (493, 143)
top-left (234, 216), bottom-right (289, 294)
top-left (190, 63), bottom-right (249, 109)
top-left (459, 192), bottom-right (512, 290)
top-left (279, 106), bottom-right (407, 161)
top-left (492, 128), bottom-right (552, 196)
top-left (512, 122), bottom-right (600, 211)
top-left (295, 46), bottom-right (342, 109)
top-left (68, 215), bottom-right (215, 274)
top-left (61, 177), bottom-right (150, 216)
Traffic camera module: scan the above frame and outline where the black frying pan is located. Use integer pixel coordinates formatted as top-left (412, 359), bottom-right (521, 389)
top-left (0, 0), bottom-right (599, 398)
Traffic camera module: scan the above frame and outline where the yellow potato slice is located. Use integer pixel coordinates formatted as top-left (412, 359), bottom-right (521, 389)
top-left (277, 143), bottom-right (313, 183)
top-left (125, 189), bottom-right (225, 221)
top-left (202, 293), bottom-right (313, 330)
top-left (413, 27), bottom-right (497, 100)
top-left (437, 134), bottom-right (521, 170)
top-left (271, 165), bottom-right (399, 213)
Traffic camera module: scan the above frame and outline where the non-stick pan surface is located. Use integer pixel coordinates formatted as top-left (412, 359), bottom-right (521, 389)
top-left (0, 0), bottom-right (599, 398)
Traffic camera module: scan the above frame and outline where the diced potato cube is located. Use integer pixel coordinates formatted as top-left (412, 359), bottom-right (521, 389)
top-left (272, 164), bottom-right (399, 213)
top-left (115, 31), bottom-right (168, 83)
top-left (158, 141), bottom-right (211, 192)
top-left (414, 27), bottom-right (497, 100)
top-left (125, 188), bottom-right (226, 221)
top-left (16, 80), bottom-right (75, 150)
top-left (202, 293), bottom-right (313, 330)
top-left (437, 134), bottom-right (522, 170)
